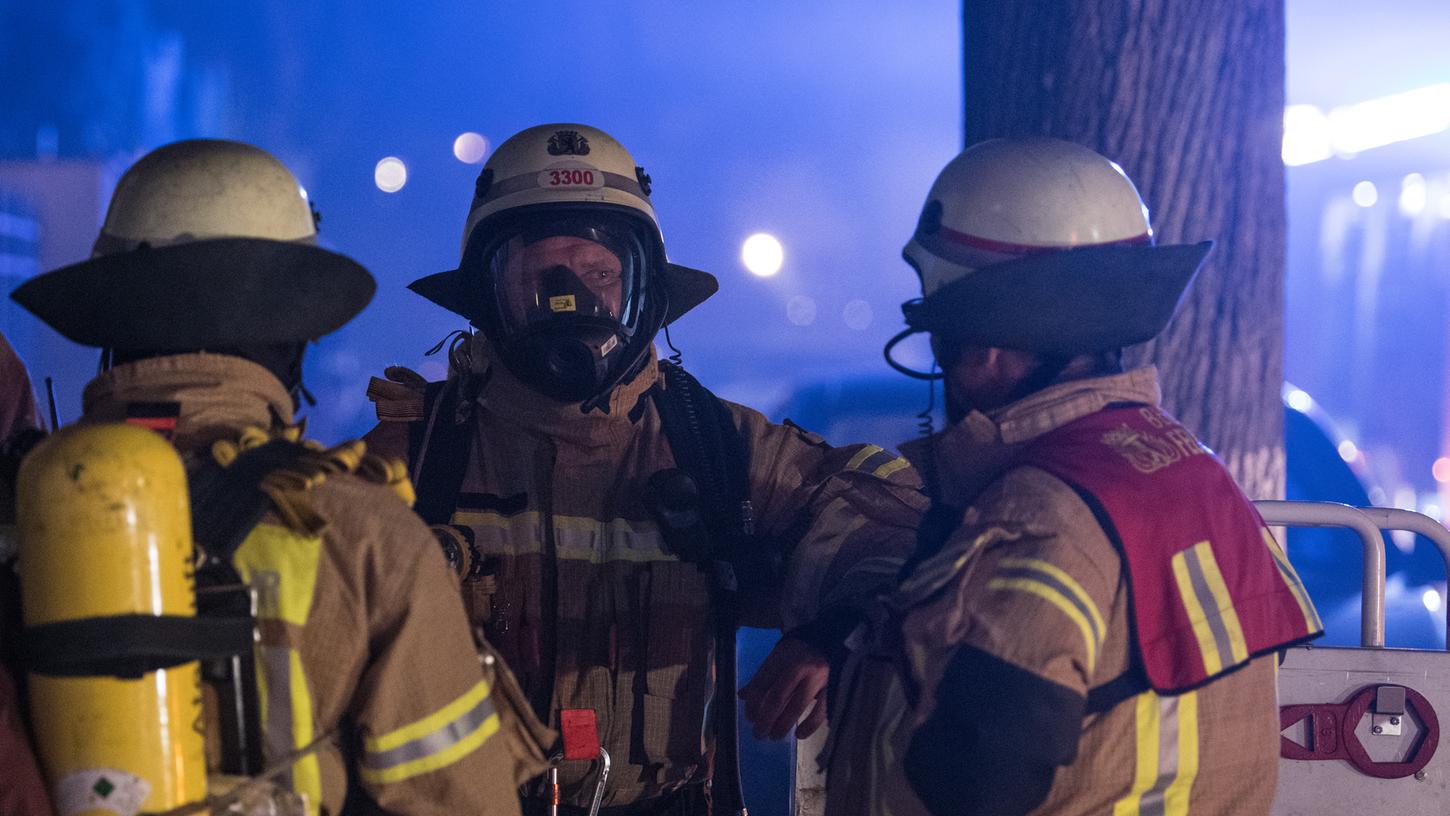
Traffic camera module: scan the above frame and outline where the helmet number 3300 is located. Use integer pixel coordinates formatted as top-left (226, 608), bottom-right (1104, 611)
top-left (539, 166), bottom-right (602, 189)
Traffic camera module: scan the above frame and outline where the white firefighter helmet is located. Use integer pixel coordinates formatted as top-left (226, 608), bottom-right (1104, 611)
top-left (904, 137), bottom-right (1156, 297)
top-left (12, 139), bottom-right (374, 351)
top-left (412, 124), bottom-right (717, 329)
top-left (886, 137), bottom-right (1212, 375)
top-left (408, 123), bottom-right (718, 406)
top-left (457, 124), bottom-right (659, 260)
top-left (93, 139), bottom-right (320, 256)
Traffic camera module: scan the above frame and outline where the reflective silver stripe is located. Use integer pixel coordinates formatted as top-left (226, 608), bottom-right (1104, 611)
top-left (362, 692), bottom-right (497, 771)
top-left (253, 570), bottom-right (297, 790)
top-left (1139, 695), bottom-right (1180, 816)
top-left (454, 511), bottom-right (675, 563)
top-left (262, 643), bottom-right (295, 789)
top-left (996, 566), bottom-right (1103, 644)
top-left (1181, 546), bottom-right (1236, 664)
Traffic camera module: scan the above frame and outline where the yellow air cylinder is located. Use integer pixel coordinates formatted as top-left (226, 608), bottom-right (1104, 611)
top-left (17, 423), bottom-right (207, 816)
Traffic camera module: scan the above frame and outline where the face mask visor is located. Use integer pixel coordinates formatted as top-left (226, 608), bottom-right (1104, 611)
top-left (486, 214), bottom-right (650, 339)
top-left (468, 208), bottom-right (662, 404)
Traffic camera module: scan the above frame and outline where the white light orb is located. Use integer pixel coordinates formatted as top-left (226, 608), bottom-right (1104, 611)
top-left (1351, 180), bottom-right (1378, 208)
top-left (453, 132), bottom-right (489, 164)
top-left (1337, 439), bottom-right (1359, 462)
top-left (741, 233), bottom-right (784, 277)
top-left (1285, 388), bottom-right (1314, 413)
top-left (1399, 173), bottom-right (1427, 216)
top-left (1424, 588), bottom-right (1442, 613)
top-left (375, 157), bottom-right (408, 193)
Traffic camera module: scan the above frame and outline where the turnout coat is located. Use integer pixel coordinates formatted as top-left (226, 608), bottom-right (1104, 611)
top-left (823, 368), bottom-right (1319, 816)
top-left (366, 338), bottom-right (926, 808)
top-left (82, 353), bottom-right (550, 816)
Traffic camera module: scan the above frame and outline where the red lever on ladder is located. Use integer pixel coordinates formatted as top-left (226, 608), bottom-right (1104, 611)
top-left (561, 708), bottom-right (601, 761)
top-left (1280, 684), bottom-right (1440, 780)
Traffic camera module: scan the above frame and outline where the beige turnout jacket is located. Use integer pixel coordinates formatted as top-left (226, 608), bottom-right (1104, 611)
top-left (366, 338), bottom-right (927, 807)
top-left (824, 369), bottom-right (1281, 816)
top-left (82, 354), bottom-right (551, 816)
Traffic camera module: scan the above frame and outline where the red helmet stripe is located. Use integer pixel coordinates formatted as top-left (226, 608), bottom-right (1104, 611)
top-left (938, 224), bottom-right (1152, 256)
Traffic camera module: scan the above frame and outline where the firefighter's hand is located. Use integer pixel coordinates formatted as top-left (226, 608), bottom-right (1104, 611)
top-left (739, 634), bottom-right (829, 741)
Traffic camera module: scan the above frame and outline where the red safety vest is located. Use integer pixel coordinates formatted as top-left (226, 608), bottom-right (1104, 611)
top-left (1016, 404), bottom-right (1322, 692)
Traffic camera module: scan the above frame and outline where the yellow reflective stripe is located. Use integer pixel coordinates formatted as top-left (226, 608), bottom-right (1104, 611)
top-left (232, 525), bottom-right (325, 815)
top-left (987, 577), bottom-right (1099, 673)
top-left (364, 680), bottom-right (492, 753)
top-left (1113, 691), bottom-right (1162, 816)
top-left (999, 557), bottom-right (1107, 636)
top-left (360, 711), bottom-right (499, 785)
top-left (871, 457), bottom-right (911, 479)
top-left (1191, 541), bottom-right (1250, 664)
top-left (845, 445), bottom-right (885, 472)
top-left (1162, 691), bottom-right (1199, 816)
top-left (1262, 529), bottom-right (1322, 632)
top-left (232, 524), bottom-right (323, 626)
top-left (1112, 691), bottom-right (1197, 816)
top-left (360, 680), bottom-right (498, 785)
top-left (289, 650), bottom-right (322, 816)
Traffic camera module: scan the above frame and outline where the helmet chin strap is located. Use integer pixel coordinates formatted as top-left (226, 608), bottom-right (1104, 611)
top-left (883, 326), bottom-right (945, 381)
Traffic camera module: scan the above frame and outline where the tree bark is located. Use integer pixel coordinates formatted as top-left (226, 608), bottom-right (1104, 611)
top-left (961, 0), bottom-right (1287, 499)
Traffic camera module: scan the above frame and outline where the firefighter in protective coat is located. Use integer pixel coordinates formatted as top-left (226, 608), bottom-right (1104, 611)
top-left (822, 138), bottom-right (1323, 816)
top-left (364, 123), bottom-right (926, 815)
top-left (11, 139), bottom-right (552, 816)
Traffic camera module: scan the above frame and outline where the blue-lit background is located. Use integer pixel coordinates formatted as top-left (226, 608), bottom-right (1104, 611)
top-left (0, 0), bottom-right (962, 443)
top-left (5, 0), bottom-right (1450, 809)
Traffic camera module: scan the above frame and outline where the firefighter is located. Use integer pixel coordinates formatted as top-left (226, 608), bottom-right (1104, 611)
top-left (364, 123), bottom-right (926, 815)
top-left (10, 139), bottom-right (552, 816)
top-left (823, 137), bottom-right (1323, 816)
top-left (0, 331), bottom-right (50, 816)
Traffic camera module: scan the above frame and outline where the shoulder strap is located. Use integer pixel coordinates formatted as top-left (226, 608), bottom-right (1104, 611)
top-left (190, 438), bottom-right (312, 568)
top-left (652, 361), bottom-right (752, 545)
top-left (409, 378), bottom-right (476, 526)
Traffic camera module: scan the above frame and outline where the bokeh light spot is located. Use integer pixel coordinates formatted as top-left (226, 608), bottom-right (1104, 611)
top-left (1285, 387), bottom-right (1314, 413)
top-left (375, 157), bottom-right (408, 193)
top-left (786, 295), bottom-right (817, 326)
top-left (742, 233), bottom-right (784, 277)
top-left (1399, 173), bottom-right (1427, 216)
top-left (1337, 439), bottom-right (1360, 462)
top-left (1351, 180), bottom-right (1378, 208)
top-left (843, 299), bottom-right (873, 330)
top-left (453, 132), bottom-right (489, 164)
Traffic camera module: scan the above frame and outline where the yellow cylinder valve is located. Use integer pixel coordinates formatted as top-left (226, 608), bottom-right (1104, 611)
top-left (17, 423), bottom-right (207, 816)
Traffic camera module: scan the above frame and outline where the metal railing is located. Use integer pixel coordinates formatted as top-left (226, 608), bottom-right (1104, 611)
top-left (1254, 500), bottom-right (1450, 649)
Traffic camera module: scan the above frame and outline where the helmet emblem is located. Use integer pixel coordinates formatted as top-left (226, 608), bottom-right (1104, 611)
top-left (547, 130), bottom-right (591, 156)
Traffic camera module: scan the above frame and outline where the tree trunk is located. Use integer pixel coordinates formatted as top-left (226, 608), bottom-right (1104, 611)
top-left (961, 0), bottom-right (1287, 500)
